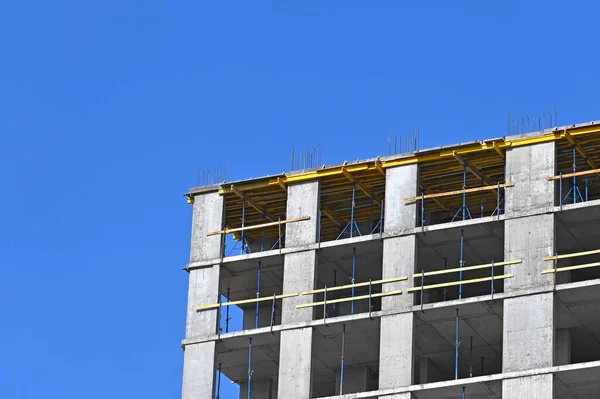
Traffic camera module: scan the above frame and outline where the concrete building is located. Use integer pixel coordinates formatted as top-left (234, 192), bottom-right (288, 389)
top-left (181, 121), bottom-right (600, 399)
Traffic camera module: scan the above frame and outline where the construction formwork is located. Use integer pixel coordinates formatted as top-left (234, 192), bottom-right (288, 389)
top-left (182, 121), bottom-right (600, 399)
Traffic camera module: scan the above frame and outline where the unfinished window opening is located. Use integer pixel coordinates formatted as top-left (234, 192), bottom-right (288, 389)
top-left (219, 183), bottom-right (289, 257)
top-left (318, 165), bottom-right (386, 243)
top-left (309, 240), bottom-right (384, 320)
top-left (415, 223), bottom-right (505, 305)
top-left (413, 147), bottom-right (507, 228)
top-left (415, 300), bottom-right (503, 384)
top-left (554, 207), bottom-right (600, 284)
top-left (553, 131), bottom-right (600, 207)
top-left (192, 256), bottom-right (285, 334)
top-left (312, 319), bottom-right (380, 397)
top-left (215, 331), bottom-right (281, 399)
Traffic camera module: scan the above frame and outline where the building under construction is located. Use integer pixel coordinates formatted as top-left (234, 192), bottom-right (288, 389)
top-left (181, 120), bottom-right (600, 399)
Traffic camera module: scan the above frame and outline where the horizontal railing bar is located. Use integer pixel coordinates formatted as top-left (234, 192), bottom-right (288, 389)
top-left (543, 249), bottom-right (600, 261)
top-left (547, 168), bottom-right (600, 181)
top-left (302, 276), bottom-right (407, 295)
top-left (195, 292), bottom-right (299, 311)
top-left (206, 216), bottom-right (310, 236)
top-left (403, 183), bottom-right (514, 202)
top-left (541, 262), bottom-right (600, 274)
top-left (406, 274), bottom-right (514, 292)
top-left (412, 260), bottom-right (522, 278)
top-left (296, 290), bottom-right (402, 309)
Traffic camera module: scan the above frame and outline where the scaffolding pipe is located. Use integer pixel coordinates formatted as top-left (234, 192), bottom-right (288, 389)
top-left (247, 337), bottom-right (252, 399)
top-left (573, 145), bottom-right (577, 204)
top-left (350, 183), bottom-right (356, 238)
top-left (340, 324), bottom-right (346, 394)
top-left (462, 386), bottom-right (466, 399)
top-left (459, 229), bottom-right (464, 299)
top-left (559, 172), bottom-right (563, 210)
top-left (443, 257), bottom-right (448, 301)
top-left (462, 166), bottom-right (467, 221)
top-left (369, 194), bottom-right (374, 232)
top-left (225, 287), bottom-right (231, 333)
top-left (455, 308), bottom-right (460, 380)
top-left (256, 262), bottom-right (261, 329)
top-left (270, 293), bottom-right (276, 333)
top-left (421, 190), bottom-right (425, 232)
top-left (480, 357), bottom-right (484, 375)
top-left (379, 199), bottom-right (384, 234)
top-left (216, 362), bottom-right (222, 399)
top-left (491, 260), bottom-right (495, 300)
top-left (469, 336), bottom-right (473, 378)
top-left (241, 196), bottom-right (246, 255)
top-left (333, 270), bottom-right (338, 317)
top-left (351, 247), bottom-right (356, 314)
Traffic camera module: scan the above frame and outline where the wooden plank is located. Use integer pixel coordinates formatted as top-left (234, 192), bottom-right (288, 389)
top-left (543, 249), bottom-right (600, 261)
top-left (195, 292), bottom-right (299, 311)
top-left (406, 274), bottom-right (514, 292)
top-left (206, 216), bottom-right (310, 236)
top-left (296, 290), bottom-right (403, 309)
top-left (412, 260), bottom-right (522, 278)
top-left (302, 276), bottom-right (408, 295)
top-left (404, 183), bottom-right (514, 202)
top-left (541, 262), bottom-right (600, 275)
top-left (547, 168), bottom-right (600, 181)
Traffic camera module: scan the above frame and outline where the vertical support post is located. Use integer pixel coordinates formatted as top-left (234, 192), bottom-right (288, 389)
top-left (323, 285), bottom-right (328, 326)
top-left (496, 182), bottom-right (500, 221)
top-left (462, 386), bottom-right (466, 399)
top-left (420, 270), bottom-right (425, 312)
top-left (216, 362), bottom-right (222, 399)
top-left (480, 357), bottom-right (484, 375)
top-left (225, 287), bottom-right (230, 333)
top-left (572, 145), bottom-right (577, 204)
top-left (469, 336), bottom-right (473, 378)
top-left (317, 209), bottom-right (322, 244)
top-left (443, 257), bottom-right (448, 301)
top-left (278, 218), bottom-right (282, 252)
top-left (455, 308), bottom-right (460, 380)
top-left (491, 260), bottom-right (495, 300)
top-left (480, 178), bottom-right (484, 218)
top-left (241, 196), bottom-right (246, 255)
top-left (369, 194), bottom-right (374, 233)
top-left (559, 172), bottom-right (563, 210)
top-left (379, 199), bottom-right (384, 235)
top-left (255, 262), bottom-right (261, 329)
top-left (421, 191), bottom-right (425, 233)
top-left (351, 247), bottom-right (356, 314)
top-left (368, 279), bottom-right (373, 320)
top-left (270, 293), bottom-right (276, 334)
top-left (585, 161), bottom-right (589, 201)
top-left (333, 270), bottom-right (338, 317)
top-left (340, 324), bottom-right (346, 395)
top-left (459, 229), bottom-right (464, 299)
top-left (350, 182), bottom-right (356, 238)
top-left (247, 337), bottom-right (252, 399)
top-left (462, 166), bottom-right (467, 221)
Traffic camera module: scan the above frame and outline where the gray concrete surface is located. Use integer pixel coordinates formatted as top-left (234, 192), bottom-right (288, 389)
top-left (384, 164), bottom-right (418, 232)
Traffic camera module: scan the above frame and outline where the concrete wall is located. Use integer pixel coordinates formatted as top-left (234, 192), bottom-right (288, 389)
top-left (182, 191), bottom-right (225, 399)
top-left (384, 164), bottom-right (418, 232)
top-left (505, 142), bottom-right (555, 213)
top-left (503, 374), bottom-right (553, 399)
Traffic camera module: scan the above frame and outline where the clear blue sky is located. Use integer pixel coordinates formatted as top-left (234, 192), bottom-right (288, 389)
top-left (1, 1), bottom-right (598, 398)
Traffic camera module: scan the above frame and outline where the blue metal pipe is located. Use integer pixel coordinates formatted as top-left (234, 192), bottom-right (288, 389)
top-left (256, 262), bottom-right (261, 329)
top-left (340, 324), bottom-right (346, 394)
top-left (459, 229), bottom-right (464, 299)
top-left (247, 338), bottom-right (252, 399)
top-left (351, 247), bottom-right (356, 314)
top-left (225, 287), bottom-right (230, 333)
top-left (455, 309), bottom-right (459, 380)
top-left (241, 196), bottom-right (246, 255)
top-left (350, 183), bottom-right (356, 238)
top-left (462, 166), bottom-right (467, 221)
top-left (333, 270), bottom-right (337, 317)
top-left (216, 363), bottom-right (222, 399)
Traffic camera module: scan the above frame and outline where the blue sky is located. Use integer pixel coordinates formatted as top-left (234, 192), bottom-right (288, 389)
top-left (1, 1), bottom-right (599, 398)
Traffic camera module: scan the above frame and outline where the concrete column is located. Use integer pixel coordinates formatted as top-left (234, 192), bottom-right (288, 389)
top-left (278, 180), bottom-right (320, 399)
top-left (555, 328), bottom-right (571, 366)
top-left (503, 293), bottom-right (554, 372)
top-left (238, 378), bottom-right (277, 399)
top-left (182, 191), bottom-right (225, 399)
top-left (505, 142), bottom-right (555, 214)
top-left (384, 164), bottom-right (418, 233)
top-left (378, 166), bottom-right (417, 390)
top-left (503, 374), bottom-right (553, 399)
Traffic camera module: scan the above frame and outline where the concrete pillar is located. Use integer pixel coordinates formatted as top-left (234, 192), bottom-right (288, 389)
top-left (503, 374), bottom-right (553, 399)
top-left (555, 328), bottom-right (571, 366)
top-left (182, 191), bottom-right (225, 399)
top-left (378, 165), bottom-right (417, 390)
top-left (278, 180), bottom-right (320, 399)
top-left (238, 378), bottom-right (277, 399)
top-left (505, 142), bottom-right (555, 214)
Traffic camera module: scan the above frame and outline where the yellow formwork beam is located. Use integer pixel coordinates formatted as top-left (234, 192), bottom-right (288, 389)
top-left (301, 276), bottom-right (408, 295)
top-left (296, 290), bottom-right (403, 309)
top-left (406, 274), bottom-right (514, 292)
top-left (541, 262), bottom-right (600, 275)
top-left (543, 249), bottom-right (600, 261)
top-left (412, 260), bottom-right (522, 278)
top-left (195, 292), bottom-right (299, 311)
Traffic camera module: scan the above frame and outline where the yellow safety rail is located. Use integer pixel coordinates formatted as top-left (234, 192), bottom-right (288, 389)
top-left (411, 260), bottom-right (522, 278)
top-left (296, 290), bottom-right (403, 309)
top-left (195, 293), bottom-right (299, 311)
top-left (406, 275), bottom-right (514, 292)
top-left (301, 276), bottom-right (407, 295)
top-left (542, 249), bottom-right (600, 274)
